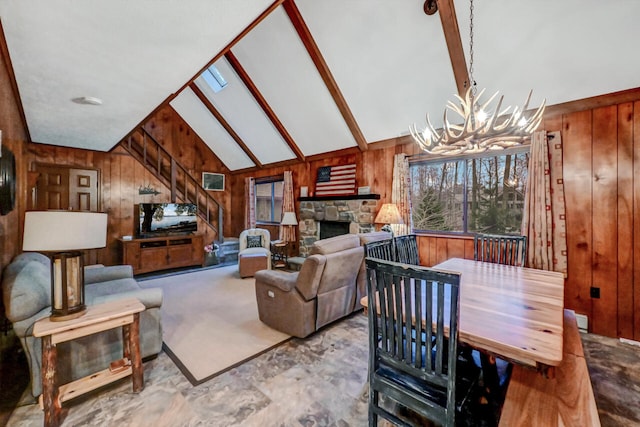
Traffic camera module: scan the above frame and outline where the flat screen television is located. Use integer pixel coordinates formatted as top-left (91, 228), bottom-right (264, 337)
top-left (137, 203), bottom-right (197, 237)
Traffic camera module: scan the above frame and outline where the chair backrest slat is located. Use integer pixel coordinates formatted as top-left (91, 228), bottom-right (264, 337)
top-left (394, 234), bottom-right (420, 265)
top-left (474, 233), bottom-right (527, 267)
top-left (364, 238), bottom-right (395, 262)
top-left (364, 234), bottom-right (420, 266)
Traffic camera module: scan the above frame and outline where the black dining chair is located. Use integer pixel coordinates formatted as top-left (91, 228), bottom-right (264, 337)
top-left (393, 234), bottom-right (420, 265)
top-left (364, 238), bottom-right (395, 262)
top-left (473, 233), bottom-right (527, 267)
top-left (473, 233), bottom-right (527, 412)
top-left (365, 258), bottom-right (476, 426)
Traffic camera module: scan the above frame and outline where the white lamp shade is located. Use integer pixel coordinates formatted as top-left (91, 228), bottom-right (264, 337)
top-left (23, 211), bottom-right (108, 251)
top-left (281, 211), bottom-right (298, 226)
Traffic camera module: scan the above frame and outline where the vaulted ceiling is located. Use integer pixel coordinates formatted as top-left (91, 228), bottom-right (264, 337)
top-left (2, 0), bottom-right (640, 172)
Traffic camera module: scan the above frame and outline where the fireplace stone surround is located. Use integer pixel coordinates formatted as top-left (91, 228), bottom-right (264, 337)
top-left (298, 196), bottom-right (380, 257)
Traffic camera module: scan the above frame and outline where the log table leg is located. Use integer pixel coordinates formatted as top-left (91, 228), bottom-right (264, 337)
top-left (480, 352), bottom-right (502, 409)
top-left (33, 299), bottom-right (146, 423)
top-left (122, 320), bottom-right (131, 361)
top-left (129, 313), bottom-right (144, 392)
top-left (41, 335), bottom-right (60, 427)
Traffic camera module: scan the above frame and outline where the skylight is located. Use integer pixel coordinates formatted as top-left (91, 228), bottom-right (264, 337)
top-left (202, 65), bottom-right (228, 93)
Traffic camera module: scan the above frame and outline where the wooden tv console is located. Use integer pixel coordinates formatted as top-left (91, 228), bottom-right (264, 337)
top-left (119, 234), bottom-right (204, 275)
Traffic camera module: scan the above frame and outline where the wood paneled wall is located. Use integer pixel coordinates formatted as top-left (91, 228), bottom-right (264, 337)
top-left (229, 144), bottom-right (409, 255)
top-left (541, 102), bottom-right (640, 340)
top-left (0, 30), bottom-right (29, 270)
top-left (24, 106), bottom-right (232, 267)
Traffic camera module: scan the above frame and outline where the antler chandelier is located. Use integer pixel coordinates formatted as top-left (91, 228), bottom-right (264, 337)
top-left (410, 0), bottom-right (546, 156)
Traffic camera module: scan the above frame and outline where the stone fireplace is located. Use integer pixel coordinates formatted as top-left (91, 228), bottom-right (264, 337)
top-left (298, 196), bottom-right (380, 257)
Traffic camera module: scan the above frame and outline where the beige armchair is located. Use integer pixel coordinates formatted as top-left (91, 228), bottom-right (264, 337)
top-left (238, 228), bottom-right (271, 278)
top-left (254, 234), bottom-right (364, 338)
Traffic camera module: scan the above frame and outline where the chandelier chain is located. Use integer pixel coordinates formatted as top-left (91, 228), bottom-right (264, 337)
top-left (469, 0), bottom-right (476, 96)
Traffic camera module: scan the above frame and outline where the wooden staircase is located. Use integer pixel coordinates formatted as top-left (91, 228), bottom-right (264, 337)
top-left (120, 127), bottom-right (224, 242)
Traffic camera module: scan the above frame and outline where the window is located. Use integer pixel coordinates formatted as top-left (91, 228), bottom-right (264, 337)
top-left (255, 179), bottom-right (284, 223)
top-left (410, 150), bottom-right (529, 234)
top-left (202, 65), bottom-right (227, 93)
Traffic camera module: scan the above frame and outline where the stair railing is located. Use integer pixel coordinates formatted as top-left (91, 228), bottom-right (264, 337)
top-left (120, 127), bottom-right (224, 242)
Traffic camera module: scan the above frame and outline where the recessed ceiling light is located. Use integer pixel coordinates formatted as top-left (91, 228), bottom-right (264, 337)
top-left (72, 96), bottom-right (103, 106)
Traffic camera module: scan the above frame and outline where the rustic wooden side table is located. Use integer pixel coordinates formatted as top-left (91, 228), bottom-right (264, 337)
top-left (33, 298), bottom-right (145, 427)
top-left (270, 240), bottom-right (289, 269)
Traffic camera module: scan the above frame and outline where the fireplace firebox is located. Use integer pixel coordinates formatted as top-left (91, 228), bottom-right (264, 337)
top-left (298, 196), bottom-right (380, 256)
top-left (319, 221), bottom-right (350, 240)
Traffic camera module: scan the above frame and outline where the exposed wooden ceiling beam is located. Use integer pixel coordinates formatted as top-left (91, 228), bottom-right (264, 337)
top-left (436, 0), bottom-right (469, 96)
top-left (283, 0), bottom-right (369, 152)
top-left (225, 51), bottom-right (305, 163)
top-left (189, 82), bottom-right (263, 168)
top-left (118, 0), bottom-right (284, 148)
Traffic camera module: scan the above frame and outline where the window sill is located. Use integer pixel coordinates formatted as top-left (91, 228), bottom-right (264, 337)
top-left (413, 231), bottom-right (474, 240)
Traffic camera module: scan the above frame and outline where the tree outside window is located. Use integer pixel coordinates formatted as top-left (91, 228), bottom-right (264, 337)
top-left (255, 180), bottom-right (284, 223)
top-left (410, 151), bottom-right (529, 234)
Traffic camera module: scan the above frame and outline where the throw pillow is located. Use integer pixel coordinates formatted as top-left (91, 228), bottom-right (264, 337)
top-left (246, 235), bottom-right (263, 248)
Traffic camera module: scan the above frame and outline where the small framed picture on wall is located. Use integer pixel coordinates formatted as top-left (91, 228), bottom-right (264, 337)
top-left (202, 172), bottom-right (225, 191)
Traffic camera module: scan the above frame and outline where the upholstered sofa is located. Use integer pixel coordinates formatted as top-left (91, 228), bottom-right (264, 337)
top-left (254, 233), bottom-right (364, 338)
top-left (1, 252), bottom-right (163, 398)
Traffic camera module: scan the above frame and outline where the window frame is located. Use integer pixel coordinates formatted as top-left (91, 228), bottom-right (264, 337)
top-left (408, 146), bottom-right (530, 236)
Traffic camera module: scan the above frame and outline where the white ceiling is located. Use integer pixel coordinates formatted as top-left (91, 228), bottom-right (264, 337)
top-left (2, 0), bottom-right (640, 170)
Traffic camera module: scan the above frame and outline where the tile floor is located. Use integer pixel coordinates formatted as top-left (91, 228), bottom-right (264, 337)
top-left (2, 312), bottom-right (639, 426)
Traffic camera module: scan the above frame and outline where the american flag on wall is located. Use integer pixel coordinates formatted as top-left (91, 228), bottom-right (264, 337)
top-left (315, 164), bottom-right (357, 197)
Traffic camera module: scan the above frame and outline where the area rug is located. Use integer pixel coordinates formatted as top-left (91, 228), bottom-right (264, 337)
top-left (139, 265), bottom-right (290, 385)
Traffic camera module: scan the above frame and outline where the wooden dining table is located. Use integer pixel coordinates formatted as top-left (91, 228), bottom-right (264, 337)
top-left (433, 257), bottom-right (565, 371)
top-left (362, 257), bottom-right (566, 372)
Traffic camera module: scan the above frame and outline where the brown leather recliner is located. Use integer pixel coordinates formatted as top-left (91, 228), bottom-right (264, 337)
top-left (254, 234), bottom-right (364, 338)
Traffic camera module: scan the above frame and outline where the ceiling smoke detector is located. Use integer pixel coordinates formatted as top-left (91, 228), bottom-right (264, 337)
top-left (72, 96), bottom-right (103, 106)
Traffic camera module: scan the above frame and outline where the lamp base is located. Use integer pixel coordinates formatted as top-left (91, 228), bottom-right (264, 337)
top-left (49, 251), bottom-right (87, 322)
top-left (50, 305), bottom-right (86, 322)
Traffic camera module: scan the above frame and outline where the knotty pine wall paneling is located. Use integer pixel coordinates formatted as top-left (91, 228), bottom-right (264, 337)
top-left (26, 140), bottom-right (224, 267)
top-left (617, 102), bottom-right (634, 339)
top-left (415, 235), bottom-right (475, 267)
top-left (561, 110), bottom-right (594, 322)
top-left (591, 106), bottom-right (618, 337)
top-left (634, 103), bottom-right (640, 341)
top-left (0, 32), bottom-right (29, 269)
top-left (541, 98), bottom-right (640, 339)
top-left (229, 144), bottom-right (406, 240)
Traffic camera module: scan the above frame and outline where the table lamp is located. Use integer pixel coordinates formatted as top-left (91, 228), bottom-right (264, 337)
top-left (374, 203), bottom-right (404, 237)
top-left (23, 211), bottom-right (108, 321)
top-left (280, 211), bottom-right (298, 226)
